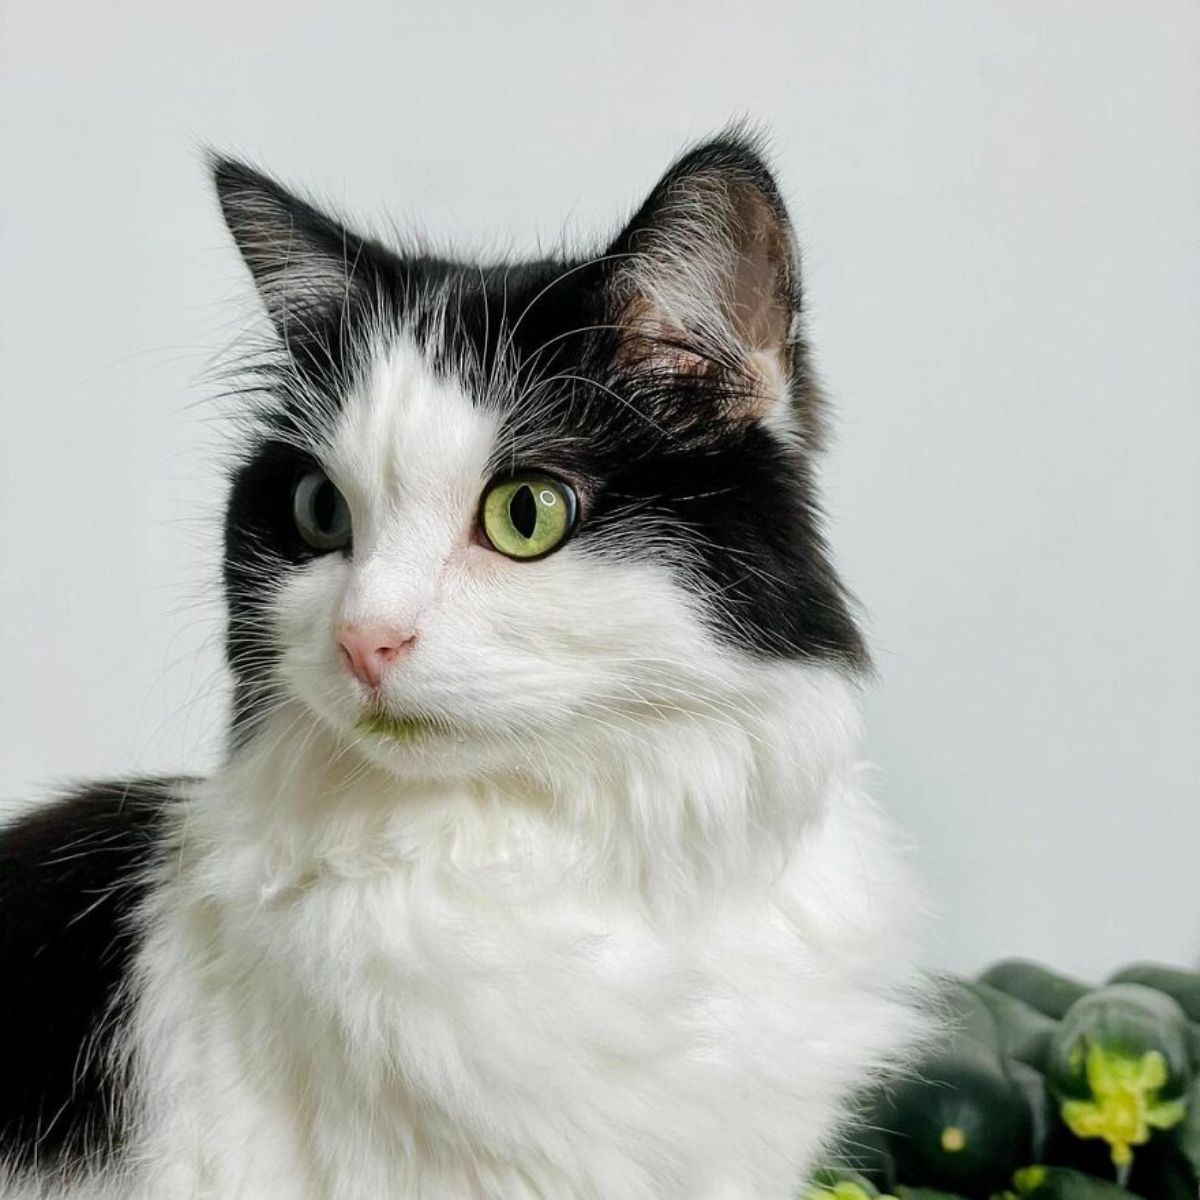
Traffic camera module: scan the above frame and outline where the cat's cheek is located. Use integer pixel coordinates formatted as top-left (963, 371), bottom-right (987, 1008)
top-left (269, 557), bottom-right (357, 706)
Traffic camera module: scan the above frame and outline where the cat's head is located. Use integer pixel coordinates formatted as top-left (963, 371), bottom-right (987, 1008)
top-left (214, 132), bottom-right (864, 788)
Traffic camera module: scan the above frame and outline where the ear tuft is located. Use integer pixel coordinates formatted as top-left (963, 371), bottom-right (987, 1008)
top-left (209, 153), bottom-right (377, 334)
top-left (606, 131), bottom-right (802, 425)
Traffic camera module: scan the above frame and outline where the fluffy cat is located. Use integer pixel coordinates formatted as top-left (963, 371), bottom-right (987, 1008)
top-left (0, 132), bottom-right (926, 1199)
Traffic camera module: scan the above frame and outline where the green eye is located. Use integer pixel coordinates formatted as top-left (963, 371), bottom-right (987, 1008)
top-left (293, 469), bottom-right (352, 552)
top-left (480, 475), bottom-right (578, 560)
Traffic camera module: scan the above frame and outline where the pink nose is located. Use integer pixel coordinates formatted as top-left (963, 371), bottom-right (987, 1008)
top-left (336, 624), bottom-right (415, 689)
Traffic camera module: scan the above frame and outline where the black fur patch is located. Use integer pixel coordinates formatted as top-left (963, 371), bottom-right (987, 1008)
top-left (0, 780), bottom-right (178, 1176)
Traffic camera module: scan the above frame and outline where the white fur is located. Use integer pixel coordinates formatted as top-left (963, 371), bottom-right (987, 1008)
top-left (12, 336), bottom-right (926, 1199)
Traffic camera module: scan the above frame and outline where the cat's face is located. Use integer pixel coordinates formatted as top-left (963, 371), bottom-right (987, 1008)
top-left (216, 134), bottom-right (863, 783)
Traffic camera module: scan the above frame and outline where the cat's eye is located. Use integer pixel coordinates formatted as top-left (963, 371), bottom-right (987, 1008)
top-left (293, 469), bottom-right (352, 552)
top-left (479, 475), bottom-right (577, 560)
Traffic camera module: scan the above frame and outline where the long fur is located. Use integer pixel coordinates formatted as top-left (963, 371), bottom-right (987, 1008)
top-left (0, 132), bottom-right (927, 1199)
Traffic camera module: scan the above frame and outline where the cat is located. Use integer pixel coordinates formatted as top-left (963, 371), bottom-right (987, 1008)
top-left (0, 131), bottom-right (927, 1199)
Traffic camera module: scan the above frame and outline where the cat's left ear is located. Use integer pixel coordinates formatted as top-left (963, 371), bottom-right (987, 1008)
top-left (604, 132), bottom-right (806, 429)
top-left (211, 155), bottom-right (385, 336)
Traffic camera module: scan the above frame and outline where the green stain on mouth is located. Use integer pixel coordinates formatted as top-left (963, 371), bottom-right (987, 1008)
top-left (357, 711), bottom-right (438, 743)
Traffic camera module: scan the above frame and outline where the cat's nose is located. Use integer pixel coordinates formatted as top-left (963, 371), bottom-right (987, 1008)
top-left (336, 623), bottom-right (415, 690)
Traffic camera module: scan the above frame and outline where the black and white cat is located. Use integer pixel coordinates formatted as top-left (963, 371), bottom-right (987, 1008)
top-left (0, 133), bottom-right (926, 1199)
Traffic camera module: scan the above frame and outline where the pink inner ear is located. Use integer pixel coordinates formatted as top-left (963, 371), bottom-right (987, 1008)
top-left (612, 173), bottom-right (796, 415)
top-left (724, 181), bottom-right (794, 358)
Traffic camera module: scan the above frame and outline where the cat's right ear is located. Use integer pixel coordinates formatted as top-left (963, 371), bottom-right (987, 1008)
top-left (210, 156), bottom-right (381, 336)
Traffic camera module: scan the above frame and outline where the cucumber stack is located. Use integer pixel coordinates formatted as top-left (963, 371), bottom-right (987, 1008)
top-left (806, 959), bottom-right (1200, 1200)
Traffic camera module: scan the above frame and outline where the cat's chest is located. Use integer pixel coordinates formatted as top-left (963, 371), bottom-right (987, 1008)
top-left (166, 842), bottom-right (814, 1200)
top-left (192, 833), bottom-right (805, 1123)
top-left (219, 849), bottom-right (770, 1049)
top-left (140, 787), bottom-right (916, 1200)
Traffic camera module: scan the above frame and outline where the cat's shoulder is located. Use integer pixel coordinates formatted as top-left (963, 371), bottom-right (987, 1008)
top-left (0, 777), bottom-right (191, 1172)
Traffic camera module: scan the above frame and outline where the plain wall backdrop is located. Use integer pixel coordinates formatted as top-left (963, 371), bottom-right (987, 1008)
top-left (2, 0), bottom-right (1198, 977)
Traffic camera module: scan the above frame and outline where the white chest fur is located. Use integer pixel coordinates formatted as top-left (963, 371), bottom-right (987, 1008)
top-left (119, 688), bottom-right (925, 1200)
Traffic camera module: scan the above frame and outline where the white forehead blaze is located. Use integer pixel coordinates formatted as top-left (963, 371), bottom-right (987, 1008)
top-left (329, 336), bottom-right (499, 537)
top-left (321, 336), bottom-right (500, 626)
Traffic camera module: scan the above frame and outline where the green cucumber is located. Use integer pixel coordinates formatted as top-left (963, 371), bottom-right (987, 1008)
top-left (1108, 963), bottom-right (1200, 1024)
top-left (966, 981), bottom-right (1058, 1071)
top-left (1008, 1061), bottom-right (1057, 1161)
top-left (803, 1167), bottom-right (883, 1199)
top-left (1012, 1165), bottom-right (1137, 1198)
top-left (1040, 1115), bottom-right (1120, 1181)
top-left (1126, 1134), bottom-right (1197, 1200)
top-left (933, 976), bottom-right (1005, 1055)
top-left (1046, 984), bottom-right (1192, 1167)
top-left (825, 1119), bottom-right (898, 1192)
top-left (979, 960), bottom-right (1091, 1021)
top-left (1169, 1072), bottom-right (1200, 1178)
top-left (873, 1048), bottom-right (1031, 1196)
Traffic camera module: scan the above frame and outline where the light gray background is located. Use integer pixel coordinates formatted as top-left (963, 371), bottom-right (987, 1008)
top-left (2, 1), bottom-right (1198, 977)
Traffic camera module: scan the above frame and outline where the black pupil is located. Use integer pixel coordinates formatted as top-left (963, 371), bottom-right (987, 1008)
top-left (509, 485), bottom-right (538, 539)
top-left (312, 479), bottom-right (339, 532)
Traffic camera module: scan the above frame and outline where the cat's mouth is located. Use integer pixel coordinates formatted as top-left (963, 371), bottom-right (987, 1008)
top-left (355, 709), bottom-right (443, 743)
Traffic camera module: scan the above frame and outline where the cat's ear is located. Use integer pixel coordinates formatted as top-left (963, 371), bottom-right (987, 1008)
top-left (604, 132), bottom-right (804, 425)
top-left (211, 155), bottom-right (382, 335)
